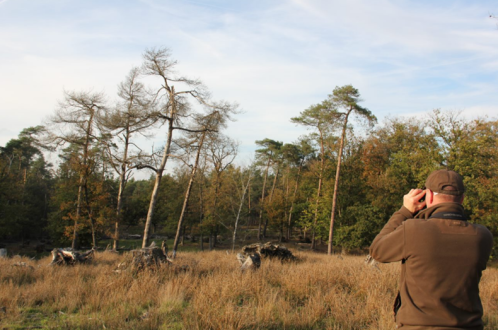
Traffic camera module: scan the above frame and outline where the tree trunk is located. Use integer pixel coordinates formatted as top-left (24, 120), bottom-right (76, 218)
top-left (311, 131), bottom-right (325, 250)
top-left (287, 162), bottom-right (302, 241)
top-left (248, 181), bottom-right (252, 225)
top-left (232, 171), bottom-right (252, 252)
top-left (180, 223), bottom-right (185, 246)
top-left (209, 235), bottom-right (214, 250)
top-left (198, 176), bottom-right (205, 252)
top-left (72, 111), bottom-right (95, 250)
top-left (83, 183), bottom-right (96, 248)
top-left (142, 87), bottom-right (176, 248)
top-left (257, 157), bottom-right (271, 240)
top-left (172, 130), bottom-right (206, 258)
top-left (328, 111), bottom-right (351, 255)
top-left (113, 131), bottom-right (130, 250)
top-left (72, 175), bottom-right (84, 250)
top-left (263, 164), bottom-right (279, 238)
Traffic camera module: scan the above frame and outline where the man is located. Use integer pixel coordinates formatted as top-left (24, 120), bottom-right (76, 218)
top-left (370, 169), bottom-right (493, 330)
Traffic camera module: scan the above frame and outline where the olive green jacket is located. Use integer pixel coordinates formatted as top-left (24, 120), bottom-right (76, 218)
top-left (370, 203), bottom-right (493, 329)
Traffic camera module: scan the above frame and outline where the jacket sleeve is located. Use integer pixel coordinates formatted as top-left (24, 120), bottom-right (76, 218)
top-left (369, 206), bottom-right (413, 263)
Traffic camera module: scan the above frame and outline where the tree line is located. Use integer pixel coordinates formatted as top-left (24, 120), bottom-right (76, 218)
top-left (1, 48), bottom-right (497, 257)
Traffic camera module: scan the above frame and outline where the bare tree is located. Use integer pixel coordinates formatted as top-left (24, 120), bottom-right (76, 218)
top-left (100, 67), bottom-right (158, 250)
top-left (47, 90), bottom-right (107, 249)
top-left (137, 47), bottom-right (208, 248)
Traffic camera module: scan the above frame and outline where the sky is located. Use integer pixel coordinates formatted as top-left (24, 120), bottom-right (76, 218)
top-left (1, 0), bottom-right (498, 171)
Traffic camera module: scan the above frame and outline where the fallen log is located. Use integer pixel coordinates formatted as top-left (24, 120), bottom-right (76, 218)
top-left (241, 242), bottom-right (296, 261)
top-left (50, 248), bottom-right (95, 266)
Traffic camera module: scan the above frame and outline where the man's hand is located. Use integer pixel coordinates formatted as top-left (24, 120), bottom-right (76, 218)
top-left (403, 189), bottom-right (426, 214)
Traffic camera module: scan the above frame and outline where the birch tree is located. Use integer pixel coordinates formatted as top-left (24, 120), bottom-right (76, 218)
top-left (232, 166), bottom-right (253, 252)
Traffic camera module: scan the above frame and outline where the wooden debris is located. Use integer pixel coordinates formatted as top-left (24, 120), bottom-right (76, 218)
top-left (50, 248), bottom-right (95, 266)
top-left (236, 242), bottom-right (296, 271)
top-left (130, 242), bottom-right (172, 272)
top-left (241, 242), bottom-right (296, 261)
top-left (237, 253), bottom-right (261, 271)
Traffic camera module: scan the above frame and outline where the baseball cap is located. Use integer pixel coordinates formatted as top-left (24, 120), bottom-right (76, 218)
top-left (425, 169), bottom-right (465, 196)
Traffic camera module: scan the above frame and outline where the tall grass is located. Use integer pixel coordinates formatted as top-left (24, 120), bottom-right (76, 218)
top-left (0, 251), bottom-right (497, 329)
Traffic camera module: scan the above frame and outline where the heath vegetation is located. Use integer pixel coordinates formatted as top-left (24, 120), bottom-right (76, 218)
top-left (1, 250), bottom-right (498, 329)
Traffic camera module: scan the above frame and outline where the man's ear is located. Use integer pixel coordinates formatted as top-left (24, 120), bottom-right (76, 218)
top-left (426, 189), bottom-right (434, 207)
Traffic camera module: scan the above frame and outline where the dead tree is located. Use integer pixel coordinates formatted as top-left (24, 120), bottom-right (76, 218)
top-left (139, 47), bottom-right (237, 249)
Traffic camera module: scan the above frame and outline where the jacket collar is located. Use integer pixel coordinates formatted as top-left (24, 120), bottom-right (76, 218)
top-left (414, 203), bottom-right (466, 220)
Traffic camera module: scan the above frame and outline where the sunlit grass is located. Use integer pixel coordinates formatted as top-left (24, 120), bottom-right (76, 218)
top-left (0, 250), bottom-right (497, 329)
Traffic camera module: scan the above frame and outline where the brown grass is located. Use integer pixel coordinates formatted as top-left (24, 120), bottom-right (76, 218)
top-left (0, 251), bottom-right (497, 329)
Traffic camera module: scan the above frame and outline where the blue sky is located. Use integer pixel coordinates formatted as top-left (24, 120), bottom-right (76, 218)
top-left (1, 0), bottom-right (497, 167)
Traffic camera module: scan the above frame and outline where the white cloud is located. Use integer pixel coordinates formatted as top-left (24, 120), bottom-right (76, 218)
top-left (1, 0), bottom-right (498, 167)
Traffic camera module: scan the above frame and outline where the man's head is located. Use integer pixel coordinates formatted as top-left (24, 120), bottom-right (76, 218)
top-left (425, 169), bottom-right (465, 206)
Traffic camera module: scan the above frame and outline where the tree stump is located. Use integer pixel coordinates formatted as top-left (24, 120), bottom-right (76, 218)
top-left (50, 248), bottom-right (95, 266)
top-left (130, 243), bottom-right (171, 272)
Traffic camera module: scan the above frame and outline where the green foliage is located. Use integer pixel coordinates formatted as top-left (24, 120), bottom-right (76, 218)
top-left (333, 204), bottom-right (385, 249)
top-left (3, 107), bottom-right (498, 257)
top-left (0, 127), bottom-right (52, 240)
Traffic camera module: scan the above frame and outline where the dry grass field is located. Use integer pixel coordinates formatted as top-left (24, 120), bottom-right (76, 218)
top-left (0, 250), bottom-right (497, 330)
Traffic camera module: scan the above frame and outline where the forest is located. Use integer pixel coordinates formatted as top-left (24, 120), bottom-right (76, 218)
top-left (1, 47), bottom-right (497, 258)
